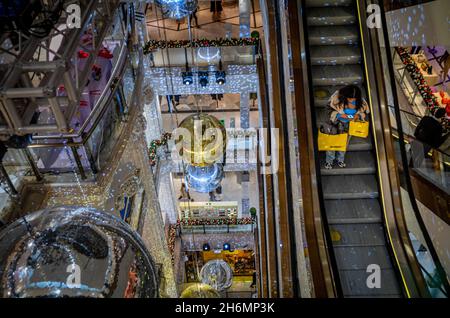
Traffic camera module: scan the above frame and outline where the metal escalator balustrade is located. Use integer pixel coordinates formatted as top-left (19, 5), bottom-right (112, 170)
top-left (304, 0), bottom-right (403, 297)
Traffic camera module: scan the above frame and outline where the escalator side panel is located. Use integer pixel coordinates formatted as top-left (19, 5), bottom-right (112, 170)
top-left (304, 0), bottom-right (403, 297)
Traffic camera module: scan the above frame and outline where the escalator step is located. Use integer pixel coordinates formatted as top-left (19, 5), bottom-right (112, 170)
top-left (320, 151), bottom-right (376, 175)
top-left (304, 1), bottom-right (403, 298)
top-left (306, 7), bottom-right (356, 26)
top-left (339, 268), bottom-right (402, 297)
top-left (322, 174), bottom-right (379, 199)
top-left (315, 107), bottom-right (329, 125)
top-left (308, 25), bottom-right (359, 46)
top-left (347, 137), bottom-right (373, 151)
top-left (312, 65), bottom-right (363, 86)
top-left (310, 45), bottom-right (361, 65)
top-left (325, 199), bottom-right (382, 224)
top-left (312, 84), bottom-right (366, 108)
top-left (333, 245), bottom-right (394, 270)
top-left (305, 0), bottom-right (353, 7)
top-left (330, 223), bottom-right (387, 246)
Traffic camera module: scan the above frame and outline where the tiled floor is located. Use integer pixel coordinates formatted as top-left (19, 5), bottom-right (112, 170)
top-left (146, 1), bottom-right (263, 41)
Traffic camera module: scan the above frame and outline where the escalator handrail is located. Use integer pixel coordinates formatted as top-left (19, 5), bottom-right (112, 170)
top-left (296, 0), bottom-right (343, 298)
top-left (388, 105), bottom-right (450, 158)
top-left (377, 0), bottom-right (450, 297)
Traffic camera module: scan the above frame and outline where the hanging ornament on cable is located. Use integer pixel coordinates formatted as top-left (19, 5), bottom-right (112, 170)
top-left (176, 113), bottom-right (226, 167)
top-left (185, 164), bottom-right (224, 193)
top-left (180, 283), bottom-right (221, 298)
top-left (197, 47), bottom-right (221, 62)
top-left (200, 259), bottom-right (233, 292)
top-left (175, 113), bottom-right (227, 193)
top-left (154, 0), bottom-right (198, 19)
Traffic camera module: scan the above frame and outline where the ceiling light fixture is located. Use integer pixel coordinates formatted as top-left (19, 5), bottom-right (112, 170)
top-left (198, 71), bottom-right (209, 88)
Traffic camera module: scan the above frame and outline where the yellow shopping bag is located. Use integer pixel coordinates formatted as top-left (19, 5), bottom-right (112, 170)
top-left (318, 131), bottom-right (349, 152)
top-left (349, 121), bottom-right (370, 138)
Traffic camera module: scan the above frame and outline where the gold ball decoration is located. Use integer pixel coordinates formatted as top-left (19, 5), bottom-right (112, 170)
top-left (175, 113), bottom-right (227, 167)
top-left (180, 283), bottom-right (221, 298)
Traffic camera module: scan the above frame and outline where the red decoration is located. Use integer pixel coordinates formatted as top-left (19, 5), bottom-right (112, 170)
top-left (98, 47), bottom-right (113, 59)
top-left (78, 50), bottom-right (89, 59)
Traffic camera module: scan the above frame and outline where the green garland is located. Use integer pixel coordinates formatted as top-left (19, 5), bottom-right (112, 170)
top-left (396, 47), bottom-right (449, 132)
top-left (177, 217), bottom-right (254, 227)
top-left (396, 47), bottom-right (440, 112)
top-left (148, 132), bottom-right (172, 166)
top-left (143, 37), bottom-right (258, 54)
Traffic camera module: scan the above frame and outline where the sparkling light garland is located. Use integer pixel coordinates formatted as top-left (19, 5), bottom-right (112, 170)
top-left (148, 132), bottom-right (172, 166)
top-left (177, 217), bottom-right (254, 227)
top-left (168, 224), bottom-right (179, 265)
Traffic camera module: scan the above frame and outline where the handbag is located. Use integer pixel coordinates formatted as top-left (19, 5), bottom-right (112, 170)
top-left (349, 121), bottom-right (370, 138)
top-left (318, 131), bottom-right (349, 152)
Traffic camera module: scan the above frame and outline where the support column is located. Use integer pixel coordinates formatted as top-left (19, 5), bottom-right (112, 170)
top-left (240, 93), bottom-right (250, 129)
top-left (0, 162), bottom-right (18, 197)
top-left (239, 0), bottom-right (252, 38)
top-left (240, 92), bottom-right (251, 219)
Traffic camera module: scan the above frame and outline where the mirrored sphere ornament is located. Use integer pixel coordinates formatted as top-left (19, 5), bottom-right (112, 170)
top-left (155, 0), bottom-right (198, 19)
top-left (185, 163), bottom-right (224, 193)
top-left (197, 47), bottom-right (221, 62)
top-left (0, 206), bottom-right (159, 298)
top-left (180, 283), bottom-right (220, 298)
top-left (200, 259), bottom-right (233, 292)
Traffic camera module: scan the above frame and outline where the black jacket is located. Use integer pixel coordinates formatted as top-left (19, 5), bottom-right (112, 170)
top-left (414, 116), bottom-right (444, 148)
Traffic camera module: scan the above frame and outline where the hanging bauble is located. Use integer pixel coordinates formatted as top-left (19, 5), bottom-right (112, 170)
top-left (200, 259), bottom-right (233, 292)
top-left (0, 206), bottom-right (159, 298)
top-left (176, 113), bottom-right (227, 167)
top-left (180, 283), bottom-right (221, 298)
top-left (197, 47), bottom-right (221, 62)
top-left (251, 31), bottom-right (260, 39)
top-left (155, 0), bottom-right (198, 20)
top-left (185, 163), bottom-right (224, 193)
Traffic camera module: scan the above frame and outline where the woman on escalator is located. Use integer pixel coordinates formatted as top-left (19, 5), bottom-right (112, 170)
top-left (325, 85), bottom-right (370, 170)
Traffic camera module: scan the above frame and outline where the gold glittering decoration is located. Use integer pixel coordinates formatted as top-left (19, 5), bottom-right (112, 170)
top-left (314, 89), bottom-right (329, 99)
top-left (330, 229), bottom-right (342, 242)
top-left (175, 113), bottom-right (226, 167)
top-left (180, 283), bottom-right (220, 298)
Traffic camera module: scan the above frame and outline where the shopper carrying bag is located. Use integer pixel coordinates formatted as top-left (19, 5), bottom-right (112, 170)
top-left (324, 85), bottom-right (370, 169)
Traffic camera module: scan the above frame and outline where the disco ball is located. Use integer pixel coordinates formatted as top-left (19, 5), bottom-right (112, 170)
top-left (200, 259), bottom-right (233, 291)
top-left (155, 0), bottom-right (184, 4)
top-left (180, 283), bottom-right (220, 298)
top-left (197, 47), bottom-right (221, 62)
top-left (185, 163), bottom-right (224, 193)
top-left (156, 0), bottom-right (198, 19)
top-left (0, 206), bottom-right (159, 298)
top-left (176, 113), bottom-right (227, 167)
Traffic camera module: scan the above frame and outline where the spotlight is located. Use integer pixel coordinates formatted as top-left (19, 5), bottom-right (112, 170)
top-left (182, 71), bottom-right (193, 85)
top-left (203, 243), bottom-right (211, 251)
top-left (223, 243), bottom-right (231, 251)
top-left (198, 71), bottom-right (209, 88)
top-left (215, 71), bottom-right (226, 85)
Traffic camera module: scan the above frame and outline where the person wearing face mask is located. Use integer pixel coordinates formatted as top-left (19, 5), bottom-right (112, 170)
top-left (325, 85), bottom-right (370, 169)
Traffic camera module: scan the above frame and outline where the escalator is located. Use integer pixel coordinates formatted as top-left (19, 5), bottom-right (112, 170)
top-left (303, 0), bottom-right (403, 297)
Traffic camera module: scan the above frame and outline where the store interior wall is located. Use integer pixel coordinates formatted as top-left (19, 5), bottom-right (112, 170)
top-left (385, 0), bottom-right (450, 48)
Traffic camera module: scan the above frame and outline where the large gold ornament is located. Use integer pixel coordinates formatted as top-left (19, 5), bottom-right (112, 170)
top-left (175, 113), bottom-right (227, 167)
top-left (180, 283), bottom-right (220, 298)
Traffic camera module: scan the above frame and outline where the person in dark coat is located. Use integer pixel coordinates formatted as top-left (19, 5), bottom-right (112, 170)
top-left (210, 0), bottom-right (223, 21)
top-left (410, 108), bottom-right (446, 167)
